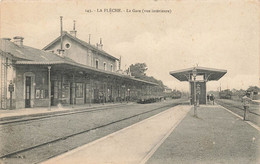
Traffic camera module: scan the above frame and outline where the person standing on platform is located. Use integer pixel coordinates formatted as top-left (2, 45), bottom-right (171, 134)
top-left (212, 94), bottom-right (215, 105)
top-left (242, 94), bottom-right (251, 121)
top-left (210, 94), bottom-right (215, 105)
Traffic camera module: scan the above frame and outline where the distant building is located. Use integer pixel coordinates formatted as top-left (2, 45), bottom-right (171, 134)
top-left (163, 86), bottom-right (172, 93)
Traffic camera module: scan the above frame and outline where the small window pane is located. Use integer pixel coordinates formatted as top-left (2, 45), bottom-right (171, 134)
top-left (104, 63), bottom-right (106, 70)
top-left (96, 60), bottom-right (99, 69)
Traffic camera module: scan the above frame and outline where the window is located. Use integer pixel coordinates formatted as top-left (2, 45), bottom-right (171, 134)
top-left (36, 90), bottom-right (40, 98)
top-left (95, 59), bottom-right (99, 69)
top-left (76, 83), bottom-right (83, 98)
top-left (103, 62), bottom-right (107, 70)
top-left (87, 54), bottom-right (91, 66)
top-left (111, 64), bottom-right (113, 72)
top-left (65, 43), bottom-right (71, 49)
top-left (40, 90), bottom-right (45, 98)
top-left (87, 50), bottom-right (92, 66)
top-left (35, 89), bottom-right (46, 99)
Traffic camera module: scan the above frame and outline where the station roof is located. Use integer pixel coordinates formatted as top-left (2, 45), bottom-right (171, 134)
top-left (0, 38), bottom-right (157, 86)
top-left (0, 38), bottom-right (68, 62)
top-left (16, 60), bottom-right (158, 86)
top-left (169, 66), bottom-right (227, 81)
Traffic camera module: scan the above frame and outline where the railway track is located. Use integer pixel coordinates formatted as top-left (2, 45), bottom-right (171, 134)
top-left (0, 103), bottom-right (128, 126)
top-left (0, 101), bottom-right (186, 160)
top-left (216, 100), bottom-right (260, 117)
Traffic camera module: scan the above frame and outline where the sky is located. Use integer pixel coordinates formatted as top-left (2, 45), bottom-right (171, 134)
top-left (0, 0), bottom-right (259, 92)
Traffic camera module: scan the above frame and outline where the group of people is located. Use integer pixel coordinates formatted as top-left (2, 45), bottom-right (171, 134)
top-left (206, 92), bottom-right (252, 121)
top-left (207, 94), bottom-right (215, 105)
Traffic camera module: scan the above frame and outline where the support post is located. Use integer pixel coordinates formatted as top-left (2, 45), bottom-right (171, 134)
top-left (72, 73), bottom-right (75, 108)
top-left (192, 67), bottom-right (197, 117)
top-left (124, 85), bottom-right (126, 102)
top-left (89, 89), bottom-right (92, 106)
top-left (194, 78), bottom-right (197, 116)
top-left (189, 81), bottom-right (192, 105)
top-left (103, 83), bottom-right (105, 105)
top-left (48, 66), bottom-right (51, 110)
top-left (112, 85), bottom-right (114, 104)
top-left (8, 80), bottom-right (14, 110)
top-left (10, 92), bottom-right (12, 109)
top-left (89, 79), bottom-right (92, 107)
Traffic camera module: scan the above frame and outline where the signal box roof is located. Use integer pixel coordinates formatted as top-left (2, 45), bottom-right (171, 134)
top-left (169, 66), bottom-right (227, 82)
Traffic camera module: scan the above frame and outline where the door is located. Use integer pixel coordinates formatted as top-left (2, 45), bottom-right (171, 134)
top-left (84, 83), bottom-right (87, 104)
top-left (25, 76), bottom-right (31, 108)
top-left (94, 89), bottom-right (99, 103)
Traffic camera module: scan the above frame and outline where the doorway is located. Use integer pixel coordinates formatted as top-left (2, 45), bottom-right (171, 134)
top-left (25, 76), bottom-right (31, 108)
top-left (84, 83), bottom-right (90, 104)
top-left (70, 82), bottom-right (73, 104)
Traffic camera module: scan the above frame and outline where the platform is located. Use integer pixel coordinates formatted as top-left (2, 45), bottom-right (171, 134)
top-left (42, 104), bottom-right (260, 164)
top-left (147, 105), bottom-right (260, 164)
top-left (42, 105), bottom-right (191, 164)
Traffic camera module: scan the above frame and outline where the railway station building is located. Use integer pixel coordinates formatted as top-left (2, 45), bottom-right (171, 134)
top-left (0, 32), bottom-right (157, 109)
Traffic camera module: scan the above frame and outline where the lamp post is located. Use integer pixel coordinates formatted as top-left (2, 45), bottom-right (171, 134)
top-left (192, 67), bottom-right (197, 117)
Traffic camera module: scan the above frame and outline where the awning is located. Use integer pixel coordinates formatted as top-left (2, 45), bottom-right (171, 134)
top-left (169, 66), bottom-right (227, 81)
top-left (16, 60), bottom-right (158, 86)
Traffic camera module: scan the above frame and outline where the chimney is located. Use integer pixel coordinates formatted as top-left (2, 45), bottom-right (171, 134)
top-left (119, 56), bottom-right (121, 70)
top-left (13, 36), bottom-right (24, 47)
top-left (70, 20), bottom-right (77, 37)
top-left (96, 38), bottom-right (103, 50)
top-left (60, 16), bottom-right (63, 50)
top-left (99, 38), bottom-right (103, 50)
top-left (57, 16), bottom-right (64, 57)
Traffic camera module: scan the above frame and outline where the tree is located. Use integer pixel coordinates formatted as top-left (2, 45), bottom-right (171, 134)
top-left (232, 89), bottom-right (246, 98)
top-left (129, 63), bottom-right (165, 91)
top-left (129, 63), bottom-right (147, 78)
top-left (247, 86), bottom-right (260, 95)
top-left (143, 76), bottom-right (165, 90)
